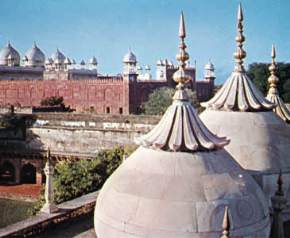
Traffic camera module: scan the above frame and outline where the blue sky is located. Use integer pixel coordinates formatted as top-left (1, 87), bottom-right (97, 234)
top-left (0, 0), bottom-right (289, 83)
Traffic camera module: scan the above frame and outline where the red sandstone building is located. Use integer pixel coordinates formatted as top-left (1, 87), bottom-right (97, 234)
top-left (0, 43), bottom-right (215, 114)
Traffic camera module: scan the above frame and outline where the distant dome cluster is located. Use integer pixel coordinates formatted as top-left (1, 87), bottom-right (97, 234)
top-left (0, 42), bottom-right (98, 70)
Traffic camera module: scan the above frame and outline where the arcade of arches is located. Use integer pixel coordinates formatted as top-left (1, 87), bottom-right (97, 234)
top-left (0, 158), bottom-right (43, 185)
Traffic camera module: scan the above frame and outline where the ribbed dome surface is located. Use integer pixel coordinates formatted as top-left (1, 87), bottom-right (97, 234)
top-left (0, 42), bottom-right (20, 66)
top-left (200, 4), bottom-right (290, 215)
top-left (201, 72), bottom-right (274, 112)
top-left (267, 93), bottom-right (290, 123)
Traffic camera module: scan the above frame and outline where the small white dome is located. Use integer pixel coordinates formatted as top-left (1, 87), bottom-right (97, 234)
top-left (64, 57), bottom-right (71, 65)
top-left (24, 42), bottom-right (45, 67)
top-left (156, 59), bottom-right (162, 66)
top-left (89, 56), bottom-right (98, 65)
top-left (145, 65), bottom-right (151, 70)
top-left (168, 60), bottom-right (174, 66)
top-left (204, 60), bottom-right (214, 71)
top-left (51, 49), bottom-right (65, 64)
top-left (0, 42), bottom-right (20, 66)
top-left (137, 65), bottom-right (143, 70)
top-left (45, 57), bottom-right (53, 65)
top-left (123, 50), bottom-right (137, 63)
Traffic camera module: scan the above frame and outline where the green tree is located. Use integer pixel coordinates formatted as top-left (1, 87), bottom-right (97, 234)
top-left (143, 87), bottom-right (199, 115)
top-left (32, 145), bottom-right (137, 214)
top-left (41, 96), bottom-right (64, 106)
top-left (247, 62), bottom-right (290, 102)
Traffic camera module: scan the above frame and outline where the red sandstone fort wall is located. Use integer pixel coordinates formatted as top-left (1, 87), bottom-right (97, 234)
top-left (0, 78), bottom-right (125, 114)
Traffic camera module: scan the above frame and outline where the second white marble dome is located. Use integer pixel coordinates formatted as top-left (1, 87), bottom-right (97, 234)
top-left (24, 43), bottom-right (45, 67)
top-left (94, 146), bottom-right (270, 238)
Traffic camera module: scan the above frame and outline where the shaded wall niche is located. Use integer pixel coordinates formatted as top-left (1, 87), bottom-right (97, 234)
top-left (0, 113), bottom-right (45, 185)
top-left (20, 163), bottom-right (36, 184)
top-left (0, 161), bottom-right (15, 184)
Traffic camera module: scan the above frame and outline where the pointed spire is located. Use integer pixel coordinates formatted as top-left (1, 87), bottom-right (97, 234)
top-left (268, 44), bottom-right (279, 94)
top-left (172, 12), bottom-right (191, 101)
top-left (266, 45), bottom-right (290, 122)
top-left (237, 2), bottom-right (243, 21)
top-left (138, 12), bottom-right (229, 152)
top-left (270, 169), bottom-right (287, 238)
top-left (220, 206), bottom-right (230, 238)
top-left (179, 12), bottom-right (186, 38)
top-left (201, 3), bottom-right (274, 112)
top-left (234, 3), bottom-right (246, 72)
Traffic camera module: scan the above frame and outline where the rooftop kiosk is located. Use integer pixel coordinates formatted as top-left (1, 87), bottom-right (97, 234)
top-left (200, 4), bottom-right (290, 217)
top-left (94, 11), bottom-right (270, 238)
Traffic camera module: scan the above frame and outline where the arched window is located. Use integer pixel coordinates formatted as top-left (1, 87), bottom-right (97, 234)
top-left (21, 163), bottom-right (36, 184)
top-left (0, 161), bottom-right (15, 183)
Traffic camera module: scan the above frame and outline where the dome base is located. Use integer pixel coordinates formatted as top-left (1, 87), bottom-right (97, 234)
top-left (94, 146), bottom-right (270, 238)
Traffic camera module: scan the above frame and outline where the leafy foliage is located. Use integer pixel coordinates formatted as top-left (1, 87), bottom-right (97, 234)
top-left (247, 62), bottom-right (290, 102)
top-left (41, 96), bottom-right (65, 107)
top-left (32, 146), bottom-right (136, 214)
top-left (142, 87), bottom-right (200, 115)
top-left (39, 96), bottom-right (72, 112)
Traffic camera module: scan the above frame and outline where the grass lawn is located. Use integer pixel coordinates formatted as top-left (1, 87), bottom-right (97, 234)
top-left (0, 198), bottom-right (34, 228)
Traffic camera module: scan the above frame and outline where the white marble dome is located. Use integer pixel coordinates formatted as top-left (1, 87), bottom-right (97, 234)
top-left (205, 61), bottom-right (214, 71)
top-left (95, 146), bottom-right (270, 238)
top-left (24, 42), bottom-right (45, 67)
top-left (51, 49), bottom-right (65, 64)
top-left (89, 56), bottom-right (98, 65)
top-left (95, 12), bottom-right (270, 238)
top-left (200, 4), bottom-right (290, 216)
top-left (123, 50), bottom-right (137, 63)
top-left (0, 42), bottom-right (20, 66)
top-left (200, 110), bottom-right (290, 172)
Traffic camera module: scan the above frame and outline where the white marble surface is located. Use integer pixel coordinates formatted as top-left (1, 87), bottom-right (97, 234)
top-left (94, 146), bottom-right (270, 238)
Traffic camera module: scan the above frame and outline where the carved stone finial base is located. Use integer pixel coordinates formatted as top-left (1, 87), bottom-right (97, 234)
top-left (41, 203), bottom-right (59, 214)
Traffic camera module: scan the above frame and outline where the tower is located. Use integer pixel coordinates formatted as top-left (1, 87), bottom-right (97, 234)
top-left (123, 49), bottom-right (137, 75)
top-left (122, 49), bottom-right (138, 114)
top-left (204, 60), bottom-right (215, 82)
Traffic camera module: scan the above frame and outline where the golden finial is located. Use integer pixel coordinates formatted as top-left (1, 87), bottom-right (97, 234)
top-left (172, 12), bottom-right (192, 101)
top-left (220, 206), bottom-right (230, 238)
top-left (234, 3), bottom-right (247, 72)
top-left (268, 44), bottom-right (279, 95)
top-left (173, 12), bottom-right (191, 85)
